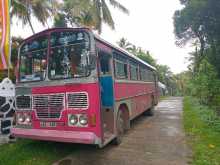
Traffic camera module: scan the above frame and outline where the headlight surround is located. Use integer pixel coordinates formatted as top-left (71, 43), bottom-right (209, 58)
top-left (79, 115), bottom-right (88, 126)
top-left (68, 114), bottom-right (88, 127)
top-left (17, 112), bottom-right (32, 125)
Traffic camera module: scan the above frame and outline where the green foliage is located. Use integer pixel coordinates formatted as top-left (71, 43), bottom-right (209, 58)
top-left (175, 71), bottom-right (191, 95)
top-left (191, 61), bottom-right (220, 105)
top-left (137, 51), bottom-right (157, 68)
top-left (156, 65), bottom-right (172, 84)
top-left (117, 38), bottom-right (132, 50)
top-left (117, 38), bottom-right (157, 67)
top-left (183, 97), bottom-right (220, 165)
top-left (174, 0), bottom-right (220, 105)
top-left (53, 13), bottom-right (68, 28)
top-left (62, 0), bottom-right (129, 33)
top-left (178, 59), bottom-right (220, 107)
top-left (0, 140), bottom-right (76, 165)
top-left (11, 0), bottom-right (60, 33)
top-left (117, 38), bottom-right (179, 95)
top-left (174, 0), bottom-right (220, 76)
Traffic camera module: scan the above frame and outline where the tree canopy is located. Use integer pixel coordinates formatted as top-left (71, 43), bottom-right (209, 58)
top-left (174, 0), bottom-right (220, 76)
top-left (54, 0), bottom-right (129, 33)
top-left (11, 0), bottom-right (59, 33)
top-left (174, 0), bottom-right (220, 105)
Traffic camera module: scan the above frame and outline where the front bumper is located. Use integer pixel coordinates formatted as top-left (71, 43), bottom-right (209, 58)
top-left (11, 128), bottom-right (100, 145)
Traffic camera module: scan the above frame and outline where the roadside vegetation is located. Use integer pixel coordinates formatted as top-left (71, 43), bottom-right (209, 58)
top-left (173, 1), bottom-right (220, 164)
top-left (183, 97), bottom-right (220, 165)
top-left (0, 139), bottom-right (77, 165)
top-left (173, 0), bottom-right (220, 108)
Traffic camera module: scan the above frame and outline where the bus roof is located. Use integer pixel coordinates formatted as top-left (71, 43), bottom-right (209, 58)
top-left (22, 27), bottom-right (156, 71)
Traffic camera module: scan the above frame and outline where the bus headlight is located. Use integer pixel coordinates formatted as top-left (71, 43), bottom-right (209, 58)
top-left (68, 114), bottom-right (78, 125)
top-left (79, 115), bottom-right (88, 126)
top-left (17, 113), bottom-right (32, 125)
top-left (18, 114), bottom-right (25, 123)
top-left (25, 115), bottom-right (32, 123)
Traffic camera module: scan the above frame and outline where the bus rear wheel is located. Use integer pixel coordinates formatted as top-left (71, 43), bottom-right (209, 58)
top-left (113, 110), bottom-right (124, 145)
top-left (143, 97), bottom-right (155, 116)
top-left (143, 106), bottom-right (155, 116)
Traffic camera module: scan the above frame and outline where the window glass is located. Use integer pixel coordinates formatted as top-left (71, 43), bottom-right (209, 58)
top-left (19, 36), bottom-right (48, 82)
top-left (100, 54), bottom-right (111, 75)
top-left (139, 66), bottom-right (155, 82)
top-left (115, 61), bottom-right (128, 79)
top-left (129, 60), bottom-right (138, 80)
top-left (140, 67), bottom-right (147, 81)
top-left (130, 65), bottom-right (138, 80)
top-left (148, 70), bottom-right (155, 82)
top-left (114, 52), bottom-right (128, 79)
top-left (49, 31), bottom-right (90, 79)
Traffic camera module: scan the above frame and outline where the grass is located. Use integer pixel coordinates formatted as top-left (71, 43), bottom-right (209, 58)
top-left (159, 95), bottom-right (169, 101)
top-left (0, 139), bottom-right (77, 165)
top-left (183, 97), bottom-right (220, 165)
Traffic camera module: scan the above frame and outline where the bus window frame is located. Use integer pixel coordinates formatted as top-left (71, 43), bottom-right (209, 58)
top-left (113, 52), bottom-right (128, 80)
top-left (129, 60), bottom-right (139, 81)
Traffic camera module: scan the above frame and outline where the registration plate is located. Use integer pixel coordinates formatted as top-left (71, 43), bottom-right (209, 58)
top-left (40, 121), bottom-right (57, 127)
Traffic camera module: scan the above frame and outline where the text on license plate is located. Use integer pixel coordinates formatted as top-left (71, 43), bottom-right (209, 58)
top-left (40, 121), bottom-right (57, 127)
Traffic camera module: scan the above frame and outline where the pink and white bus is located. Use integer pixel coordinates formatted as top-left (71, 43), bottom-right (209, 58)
top-left (12, 28), bottom-right (159, 147)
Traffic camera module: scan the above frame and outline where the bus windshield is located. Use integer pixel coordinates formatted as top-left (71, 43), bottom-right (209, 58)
top-left (49, 31), bottom-right (90, 79)
top-left (19, 36), bottom-right (48, 82)
top-left (19, 30), bottom-right (92, 82)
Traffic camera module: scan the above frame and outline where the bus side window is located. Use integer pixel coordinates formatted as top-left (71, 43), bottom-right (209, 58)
top-left (99, 53), bottom-right (111, 75)
top-left (113, 52), bottom-right (128, 79)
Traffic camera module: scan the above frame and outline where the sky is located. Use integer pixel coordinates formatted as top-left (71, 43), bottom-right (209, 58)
top-left (12, 0), bottom-right (193, 73)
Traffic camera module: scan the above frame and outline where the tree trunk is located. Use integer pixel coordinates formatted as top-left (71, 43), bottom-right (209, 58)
top-left (27, 16), bottom-right (35, 34)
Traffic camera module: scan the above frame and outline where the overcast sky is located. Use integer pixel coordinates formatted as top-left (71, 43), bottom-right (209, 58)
top-left (12, 0), bottom-right (192, 73)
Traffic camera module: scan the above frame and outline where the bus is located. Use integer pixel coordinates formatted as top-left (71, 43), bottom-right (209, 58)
top-left (12, 28), bottom-right (159, 148)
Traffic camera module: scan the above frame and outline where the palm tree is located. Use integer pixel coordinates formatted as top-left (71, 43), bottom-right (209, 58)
top-left (11, 0), bottom-right (59, 34)
top-left (63, 0), bottom-right (95, 28)
top-left (63, 0), bottom-right (129, 33)
top-left (117, 38), bottom-right (132, 50)
top-left (93, 0), bottom-right (129, 33)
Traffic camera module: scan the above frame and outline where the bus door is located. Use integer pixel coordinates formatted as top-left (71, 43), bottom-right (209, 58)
top-left (98, 51), bottom-right (115, 140)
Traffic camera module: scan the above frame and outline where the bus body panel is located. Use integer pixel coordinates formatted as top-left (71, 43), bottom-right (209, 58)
top-left (12, 128), bottom-right (100, 144)
top-left (32, 83), bottom-right (101, 135)
top-left (12, 82), bottom-right (103, 145)
top-left (114, 81), bottom-right (156, 119)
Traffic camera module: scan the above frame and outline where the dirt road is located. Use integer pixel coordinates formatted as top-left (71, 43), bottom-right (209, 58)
top-left (54, 97), bottom-right (191, 165)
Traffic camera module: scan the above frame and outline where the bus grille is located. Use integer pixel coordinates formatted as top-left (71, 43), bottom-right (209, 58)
top-left (67, 92), bottom-right (88, 109)
top-left (16, 95), bottom-right (31, 109)
top-left (33, 94), bottom-right (64, 119)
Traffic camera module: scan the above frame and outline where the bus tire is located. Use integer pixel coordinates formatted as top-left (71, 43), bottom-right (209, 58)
top-left (113, 110), bottom-right (124, 145)
top-left (146, 106), bottom-right (155, 116)
top-left (143, 103), bottom-right (155, 116)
